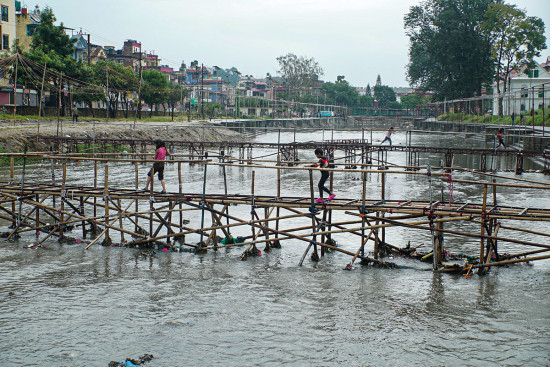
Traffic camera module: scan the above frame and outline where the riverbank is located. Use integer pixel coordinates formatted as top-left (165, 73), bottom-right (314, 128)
top-left (0, 119), bottom-right (245, 153)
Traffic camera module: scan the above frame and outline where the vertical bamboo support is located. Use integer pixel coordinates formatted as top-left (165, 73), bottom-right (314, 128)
top-left (361, 170), bottom-right (367, 258)
top-left (149, 163), bottom-right (154, 241)
top-left (381, 172), bottom-right (386, 245)
top-left (479, 184), bottom-right (488, 269)
top-left (274, 154), bottom-right (281, 247)
top-left (264, 207), bottom-right (271, 251)
top-left (104, 165), bottom-right (110, 243)
top-left (93, 160), bottom-right (97, 223)
top-left (327, 170), bottom-right (334, 250)
top-left (167, 201), bottom-right (173, 246)
top-left (250, 171), bottom-right (256, 242)
top-left (59, 163), bottom-right (66, 239)
top-left (435, 217), bottom-right (443, 265)
top-left (80, 196), bottom-right (86, 239)
top-left (178, 161), bottom-right (183, 232)
top-left (118, 199), bottom-right (125, 243)
top-left (35, 194), bottom-right (40, 236)
top-left (199, 152), bottom-right (208, 248)
top-left (309, 169), bottom-right (318, 260)
top-left (134, 161), bottom-right (139, 232)
top-left (10, 156), bottom-right (15, 225)
top-left (51, 154), bottom-right (56, 218)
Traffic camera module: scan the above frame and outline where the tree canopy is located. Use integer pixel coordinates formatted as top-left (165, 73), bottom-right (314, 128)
top-left (277, 53), bottom-right (323, 94)
top-left (482, 2), bottom-right (546, 95)
top-left (404, 0), bottom-right (546, 102)
top-left (404, 0), bottom-right (494, 100)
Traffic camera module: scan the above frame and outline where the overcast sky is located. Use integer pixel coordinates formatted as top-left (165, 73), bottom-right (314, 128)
top-left (41, 0), bottom-right (550, 88)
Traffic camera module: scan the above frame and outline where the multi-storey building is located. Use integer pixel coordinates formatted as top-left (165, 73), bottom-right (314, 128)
top-left (15, 4), bottom-right (40, 52)
top-left (0, 0), bottom-right (16, 54)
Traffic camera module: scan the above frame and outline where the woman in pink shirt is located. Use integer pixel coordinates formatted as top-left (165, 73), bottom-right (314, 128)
top-left (144, 139), bottom-right (171, 193)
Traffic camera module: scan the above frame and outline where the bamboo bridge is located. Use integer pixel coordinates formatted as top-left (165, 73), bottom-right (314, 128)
top-left (1, 148), bottom-right (550, 276)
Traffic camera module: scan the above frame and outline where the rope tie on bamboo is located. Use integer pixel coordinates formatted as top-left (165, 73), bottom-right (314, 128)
top-left (61, 189), bottom-right (67, 199)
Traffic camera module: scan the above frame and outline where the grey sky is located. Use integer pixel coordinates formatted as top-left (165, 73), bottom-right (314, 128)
top-left (44, 0), bottom-right (550, 87)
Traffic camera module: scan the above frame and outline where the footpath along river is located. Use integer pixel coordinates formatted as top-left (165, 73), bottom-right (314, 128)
top-left (0, 128), bottom-right (549, 366)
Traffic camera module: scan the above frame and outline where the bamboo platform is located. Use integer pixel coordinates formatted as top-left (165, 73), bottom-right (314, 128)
top-left (1, 152), bottom-right (550, 275)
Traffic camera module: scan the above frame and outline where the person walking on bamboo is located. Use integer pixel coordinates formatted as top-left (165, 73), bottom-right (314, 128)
top-left (496, 128), bottom-right (506, 149)
top-left (381, 127), bottom-right (395, 146)
top-left (144, 139), bottom-right (171, 193)
top-left (310, 148), bottom-right (335, 203)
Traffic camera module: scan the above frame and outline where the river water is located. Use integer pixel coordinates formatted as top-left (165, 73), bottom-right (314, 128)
top-left (1, 128), bottom-right (549, 366)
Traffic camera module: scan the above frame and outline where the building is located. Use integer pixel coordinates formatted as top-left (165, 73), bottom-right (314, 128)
top-left (71, 33), bottom-right (88, 62)
top-left (0, 0), bottom-right (16, 54)
top-left (89, 44), bottom-right (107, 64)
top-left (494, 57), bottom-right (550, 115)
top-left (15, 4), bottom-right (40, 52)
top-left (105, 39), bottom-right (142, 72)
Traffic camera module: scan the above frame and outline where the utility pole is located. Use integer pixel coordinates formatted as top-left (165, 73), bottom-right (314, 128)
top-left (134, 44), bottom-right (143, 127)
top-left (38, 61), bottom-right (47, 131)
top-left (201, 63), bottom-right (204, 119)
top-left (87, 34), bottom-right (91, 67)
top-left (13, 54), bottom-right (18, 126)
top-left (57, 72), bottom-right (63, 137)
top-left (106, 65), bottom-right (109, 121)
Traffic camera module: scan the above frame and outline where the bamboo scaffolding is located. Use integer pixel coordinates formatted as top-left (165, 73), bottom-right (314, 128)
top-left (2, 147), bottom-right (550, 274)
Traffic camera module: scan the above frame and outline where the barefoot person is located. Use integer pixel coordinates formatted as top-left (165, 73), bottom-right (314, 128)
top-left (144, 139), bottom-right (171, 193)
top-left (381, 127), bottom-right (395, 146)
top-left (310, 148), bottom-right (335, 203)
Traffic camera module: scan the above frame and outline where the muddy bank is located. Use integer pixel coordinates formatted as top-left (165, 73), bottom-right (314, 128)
top-left (0, 120), bottom-right (245, 152)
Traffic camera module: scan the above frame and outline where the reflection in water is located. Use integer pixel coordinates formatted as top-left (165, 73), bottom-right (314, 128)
top-left (0, 129), bottom-right (549, 366)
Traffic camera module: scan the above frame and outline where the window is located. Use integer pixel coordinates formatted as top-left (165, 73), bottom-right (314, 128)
top-left (539, 88), bottom-right (545, 98)
top-left (521, 89), bottom-right (528, 98)
top-left (26, 24), bottom-right (37, 36)
top-left (520, 104), bottom-right (526, 111)
top-left (527, 69), bottom-right (540, 78)
top-left (1, 6), bottom-right (7, 22)
top-left (2, 34), bottom-right (8, 50)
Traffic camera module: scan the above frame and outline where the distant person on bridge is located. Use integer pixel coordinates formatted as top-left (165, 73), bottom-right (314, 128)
top-left (310, 148), bottom-right (335, 203)
top-left (144, 139), bottom-right (171, 194)
top-left (71, 103), bottom-right (78, 123)
top-left (381, 127), bottom-right (395, 146)
top-left (496, 128), bottom-right (506, 149)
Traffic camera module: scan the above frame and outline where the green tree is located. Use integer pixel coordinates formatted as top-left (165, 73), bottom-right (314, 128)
top-left (24, 7), bottom-right (79, 115)
top-left (482, 2), bottom-right (546, 114)
top-left (72, 64), bottom-right (104, 116)
top-left (404, 0), bottom-right (494, 100)
top-left (166, 82), bottom-right (187, 120)
top-left (321, 79), bottom-right (360, 106)
top-left (373, 85), bottom-right (397, 108)
top-left (26, 7), bottom-right (78, 75)
top-left (276, 53), bottom-right (323, 97)
top-left (92, 61), bottom-right (138, 118)
top-left (142, 69), bottom-right (168, 115)
top-left (400, 93), bottom-right (429, 109)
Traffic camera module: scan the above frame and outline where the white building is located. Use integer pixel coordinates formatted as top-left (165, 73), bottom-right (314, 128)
top-left (0, 0), bottom-right (16, 54)
top-left (494, 56), bottom-right (550, 116)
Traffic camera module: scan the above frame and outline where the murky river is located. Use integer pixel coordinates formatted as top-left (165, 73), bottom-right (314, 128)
top-left (1, 127), bottom-right (549, 366)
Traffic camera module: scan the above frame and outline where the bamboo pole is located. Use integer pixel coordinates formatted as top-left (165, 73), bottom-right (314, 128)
top-left (104, 165), bottom-right (110, 244)
top-left (479, 184), bottom-right (487, 269)
top-left (59, 163), bottom-right (66, 238)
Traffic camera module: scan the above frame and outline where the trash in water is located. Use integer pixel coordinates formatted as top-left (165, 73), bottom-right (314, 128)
top-left (108, 354), bottom-right (154, 367)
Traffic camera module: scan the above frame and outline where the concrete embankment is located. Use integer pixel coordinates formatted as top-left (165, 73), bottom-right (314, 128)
top-left (0, 120), bottom-right (245, 152)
